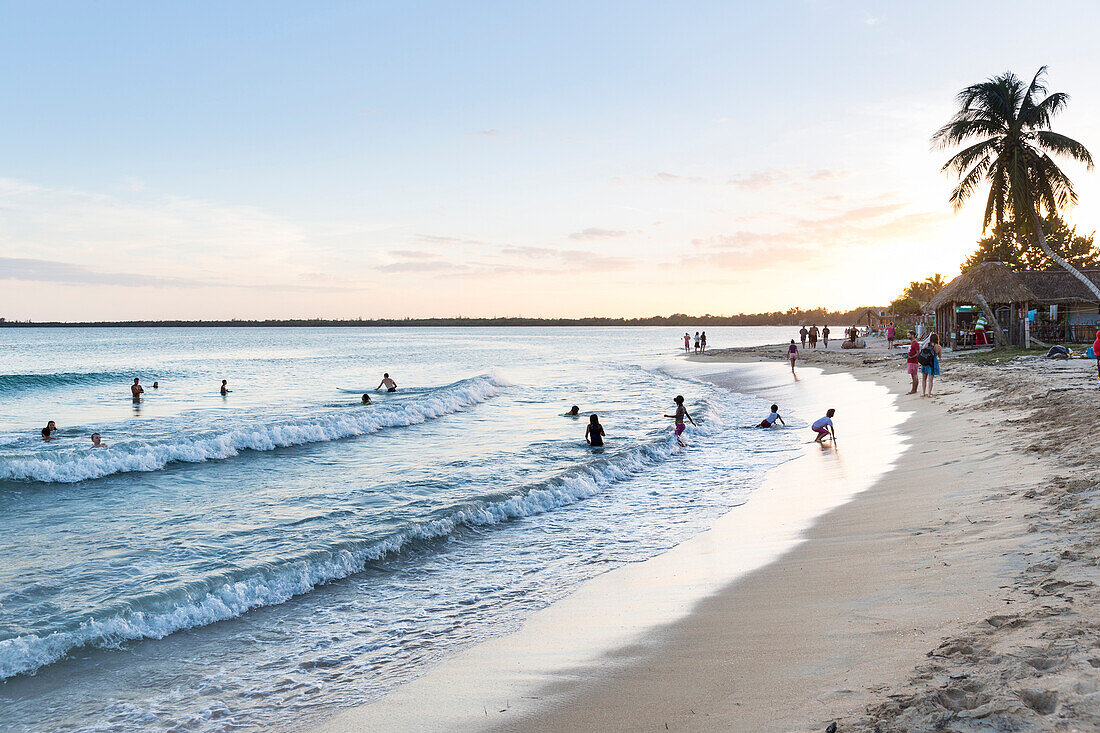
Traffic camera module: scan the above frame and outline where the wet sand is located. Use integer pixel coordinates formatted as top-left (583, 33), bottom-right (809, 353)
top-left (318, 342), bottom-right (1100, 731)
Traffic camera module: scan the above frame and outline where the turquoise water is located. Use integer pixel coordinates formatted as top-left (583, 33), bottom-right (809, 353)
top-left (0, 326), bottom-right (800, 731)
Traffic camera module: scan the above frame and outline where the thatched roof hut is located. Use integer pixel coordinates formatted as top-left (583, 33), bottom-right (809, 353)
top-left (924, 261), bottom-right (1036, 314)
top-left (1017, 269), bottom-right (1100, 304)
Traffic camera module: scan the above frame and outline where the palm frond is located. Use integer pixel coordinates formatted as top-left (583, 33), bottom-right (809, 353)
top-left (982, 162), bottom-right (1007, 231)
top-left (1034, 130), bottom-right (1094, 168)
top-left (941, 138), bottom-right (998, 174)
top-left (1021, 91), bottom-right (1069, 130)
top-left (949, 157), bottom-right (992, 209)
top-left (931, 116), bottom-right (1003, 148)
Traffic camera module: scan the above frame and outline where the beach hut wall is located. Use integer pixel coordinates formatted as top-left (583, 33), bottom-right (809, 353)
top-left (923, 261), bottom-right (1037, 313)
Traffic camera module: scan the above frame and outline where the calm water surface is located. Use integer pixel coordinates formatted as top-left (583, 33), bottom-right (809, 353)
top-left (0, 326), bottom-right (801, 732)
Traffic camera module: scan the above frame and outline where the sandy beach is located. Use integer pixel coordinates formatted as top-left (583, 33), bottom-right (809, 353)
top-left (319, 341), bottom-right (1100, 732)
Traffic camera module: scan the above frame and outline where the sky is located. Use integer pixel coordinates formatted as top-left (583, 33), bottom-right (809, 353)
top-left (2, 0), bottom-right (1100, 321)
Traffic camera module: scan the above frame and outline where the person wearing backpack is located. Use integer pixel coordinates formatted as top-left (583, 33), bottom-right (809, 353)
top-left (919, 332), bottom-right (942, 397)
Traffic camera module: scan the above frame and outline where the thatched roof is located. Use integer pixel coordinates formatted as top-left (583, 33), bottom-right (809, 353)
top-left (924, 261), bottom-right (1037, 313)
top-left (1018, 269), bottom-right (1100, 304)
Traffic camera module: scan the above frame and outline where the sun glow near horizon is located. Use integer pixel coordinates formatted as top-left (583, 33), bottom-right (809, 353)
top-left (2, 1), bottom-right (1099, 321)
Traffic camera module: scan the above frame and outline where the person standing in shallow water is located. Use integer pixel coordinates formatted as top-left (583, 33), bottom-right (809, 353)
top-left (665, 395), bottom-right (696, 447)
top-left (787, 339), bottom-right (798, 374)
top-left (131, 378), bottom-right (144, 400)
top-left (700, 331), bottom-right (707, 353)
top-left (377, 373), bottom-right (397, 392)
top-left (683, 332), bottom-right (690, 351)
top-left (585, 414), bottom-right (605, 446)
top-left (221, 380), bottom-right (231, 395)
top-left (693, 332), bottom-right (700, 354)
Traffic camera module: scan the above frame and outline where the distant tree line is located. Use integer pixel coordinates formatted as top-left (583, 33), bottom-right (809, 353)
top-left (0, 309), bottom-right (887, 328)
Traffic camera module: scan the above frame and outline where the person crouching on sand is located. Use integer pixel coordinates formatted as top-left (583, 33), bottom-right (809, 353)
top-left (585, 414), bottom-right (605, 446)
top-left (91, 432), bottom-right (107, 447)
top-left (811, 409), bottom-right (836, 443)
top-left (758, 404), bottom-right (785, 428)
top-left (787, 340), bottom-right (798, 374)
top-left (665, 395), bottom-right (696, 447)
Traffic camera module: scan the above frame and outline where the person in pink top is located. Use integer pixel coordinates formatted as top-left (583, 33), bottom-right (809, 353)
top-left (887, 324), bottom-right (896, 349)
top-left (1093, 330), bottom-right (1100, 379)
top-left (787, 339), bottom-right (798, 374)
top-left (905, 331), bottom-right (920, 394)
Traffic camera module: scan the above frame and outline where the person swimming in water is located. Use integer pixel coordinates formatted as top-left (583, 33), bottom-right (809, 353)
top-left (362, 394), bottom-right (372, 404)
top-left (41, 420), bottom-right (58, 441)
top-left (131, 378), bottom-right (144, 400)
top-left (221, 380), bottom-right (231, 395)
top-left (152, 381), bottom-right (159, 389)
top-left (565, 405), bottom-right (580, 416)
top-left (90, 432), bottom-right (107, 447)
top-left (377, 373), bottom-right (397, 392)
top-left (585, 414), bottom-right (605, 446)
top-left (757, 404), bottom-right (785, 428)
top-left (665, 395), bottom-right (696, 447)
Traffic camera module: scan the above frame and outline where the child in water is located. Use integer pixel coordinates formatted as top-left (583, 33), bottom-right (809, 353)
top-left (665, 395), bottom-right (696, 447)
top-left (362, 394), bottom-right (372, 405)
top-left (758, 404), bottom-right (785, 428)
top-left (585, 414), bottom-right (605, 446)
top-left (565, 405), bottom-right (580, 416)
top-left (91, 433), bottom-right (107, 447)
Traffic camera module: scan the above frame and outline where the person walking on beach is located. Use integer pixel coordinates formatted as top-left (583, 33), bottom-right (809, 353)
top-left (684, 332), bottom-right (690, 351)
top-left (377, 373), bottom-right (398, 392)
top-left (905, 331), bottom-right (920, 394)
top-left (131, 378), bottom-right (144, 400)
top-left (822, 325), bottom-right (830, 348)
top-left (799, 326), bottom-right (808, 348)
top-left (919, 333), bottom-right (943, 397)
top-left (811, 409), bottom-right (836, 443)
top-left (809, 325), bottom-right (819, 348)
top-left (787, 339), bottom-right (798, 374)
top-left (887, 324), bottom-right (896, 349)
top-left (758, 404), bottom-right (785, 428)
top-left (665, 395), bottom-right (696, 447)
top-left (221, 380), bottom-right (231, 395)
top-left (585, 414), bottom-right (605, 447)
top-left (700, 331), bottom-right (707, 353)
top-left (693, 332), bottom-right (700, 354)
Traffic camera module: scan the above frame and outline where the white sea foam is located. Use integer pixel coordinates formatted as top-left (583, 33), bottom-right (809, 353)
top-left (0, 376), bottom-right (503, 483)
top-left (0, 397), bottom-right (728, 681)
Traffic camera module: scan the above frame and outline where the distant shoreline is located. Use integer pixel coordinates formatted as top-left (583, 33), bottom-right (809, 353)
top-left (0, 314), bottom-right (876, 328)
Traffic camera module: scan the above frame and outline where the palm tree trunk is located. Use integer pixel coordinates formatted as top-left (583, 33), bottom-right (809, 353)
top-left (1031, 211), bottom-right (1100, 300)
top-left (973, 293), bottom-right (1009, 349)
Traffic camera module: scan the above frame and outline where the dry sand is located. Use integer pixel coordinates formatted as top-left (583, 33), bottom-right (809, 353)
top-left (319, 341), bottom-right (1100, 732)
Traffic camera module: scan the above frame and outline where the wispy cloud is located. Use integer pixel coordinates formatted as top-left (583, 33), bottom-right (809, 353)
top-left (0, 256), bottom-right (204, 287)
top-left (568, 227), bottom-right (630, 241)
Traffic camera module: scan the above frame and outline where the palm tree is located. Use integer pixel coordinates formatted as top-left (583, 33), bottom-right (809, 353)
top-left (933, 66), bottom-right (1099, 302)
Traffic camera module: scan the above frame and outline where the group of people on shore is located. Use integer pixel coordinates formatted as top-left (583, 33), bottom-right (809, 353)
top-left (797, 325), bottom-right (831, 349)
top-left (684, 332), bottom-right (708, 354)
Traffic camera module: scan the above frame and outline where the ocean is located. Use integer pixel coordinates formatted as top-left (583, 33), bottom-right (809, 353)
top-left (0, 326), bottom-right (803, 731)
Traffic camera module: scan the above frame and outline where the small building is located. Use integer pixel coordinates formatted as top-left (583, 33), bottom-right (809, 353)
top-left (925, 261), bottom-right (1100, 347)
